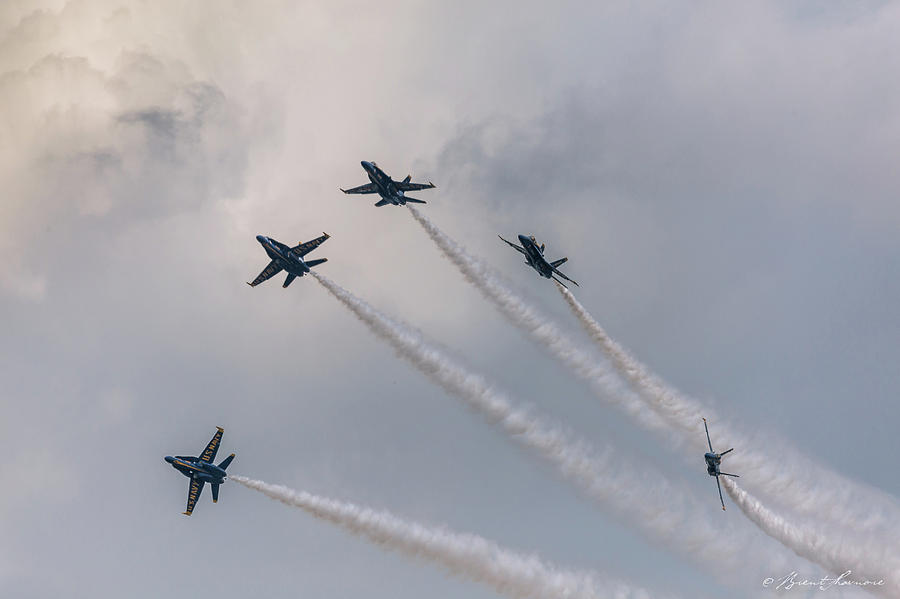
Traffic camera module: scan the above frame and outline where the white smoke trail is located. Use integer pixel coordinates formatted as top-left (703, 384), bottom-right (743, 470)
top-left (406, 206), bottom-right (671, 437)
top-left (311, 271), bottom-right (800, 579)
top-left (722, 477), bottom-right (898, 598)
top-left (408, 206), bottom-right (900, 542)
top-left (555, 280), bottom-right (900, 539)
top-left (230, 475), bottom-right (662, 599)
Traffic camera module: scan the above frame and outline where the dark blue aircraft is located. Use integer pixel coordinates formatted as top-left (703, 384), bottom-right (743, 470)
top-left (165, 427), bottom-right (235, 516)
top-left (703, 418), bottom-right (739, 510)
top-left (341, 161), bottom-right (435, 207)
top-left (499, 234), bottom-right (579, 288)
top-left (248, 233), bottom-right (330, 288)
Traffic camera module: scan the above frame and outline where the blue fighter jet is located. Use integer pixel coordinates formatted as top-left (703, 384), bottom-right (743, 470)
top-left (341, 161), bottom-right (435, 207)
top-left (165, 427), bottom-right (235, 516)
top-left (499, 234), bottom-right (579, 288)
top-left (248, 233), bottom-right (330, 288)
top-left (703, 418), bottom-right (739, 510)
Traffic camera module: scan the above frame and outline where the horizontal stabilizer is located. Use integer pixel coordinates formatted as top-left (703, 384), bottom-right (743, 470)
top-left (550, 257), bottom-right (568, 268)
top-left (720, 448), bottom-right (734, 456)
top-left (305, 258), bottom-right (328, 268)
top-left (283, 273), bottom-right (297, 288)
top-left (404, 197), bottom-right (426, 204)
top-left (218, 453), bottom-right (235, 470)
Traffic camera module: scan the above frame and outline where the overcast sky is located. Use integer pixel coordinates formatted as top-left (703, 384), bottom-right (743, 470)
top-left (2, 2), bottom-right (899, 598)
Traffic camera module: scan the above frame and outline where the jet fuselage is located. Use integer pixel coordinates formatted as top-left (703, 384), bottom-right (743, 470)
top-left (256, 235), bottom-right (310, 278)
top-left (518, 234), bottom-right (554, 279)
top-left (704, 452), bottom-right (722, 477)
top-left (165, 456), bottom-right (227, 484)
top-left (361, 160), bottom-right (404, 205)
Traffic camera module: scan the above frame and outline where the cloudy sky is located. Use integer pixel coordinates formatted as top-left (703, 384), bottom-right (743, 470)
top-left (2, 1), bottom-right (899, 598)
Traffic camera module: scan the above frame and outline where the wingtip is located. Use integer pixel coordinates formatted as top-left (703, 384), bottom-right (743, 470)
top-left (323, 232), bottom-right (330, 238)
top-left (702, 417), bottom-right (707, 422)
top-left (182, 511), bottom-right (192, 516)
top-left (722, 506), bottom-right (726, 511)
top-left (216, 426), bottom-right (224, 432)
top-left (246, 282), bottom-right (252, 287)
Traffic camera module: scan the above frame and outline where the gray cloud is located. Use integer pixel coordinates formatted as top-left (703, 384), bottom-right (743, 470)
top-left (1, 2), bottom-right (897, 599)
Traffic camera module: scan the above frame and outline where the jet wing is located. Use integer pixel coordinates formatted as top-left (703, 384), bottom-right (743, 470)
top-left (199, 427), bottom-right (224, 463)
top-left (498, 235), bottom-right (526, 255)
top-left (396, 181), bottom-right (435, 192)
top-left (184, 478), bottom-right (205, 516)
top-left (248, 261), bottom-right (283, 287)
top-left (292, 233), bottom-right (330, 257)
top-left (341, 183), bottom-right (378, 194)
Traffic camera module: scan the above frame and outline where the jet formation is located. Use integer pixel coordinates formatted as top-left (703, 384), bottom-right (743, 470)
top-left (702, 418), bottom-right (739, 510)
top-left (248, 233), bottom-right (330, 288)
top-left (182, 160), bottom-right (739, 519)
top-left (165, 427), bottom-right (235, 516)
top-left (499, 234), bottom-right (579, 288)
top-left (341, 161), bottom-right (436, 206)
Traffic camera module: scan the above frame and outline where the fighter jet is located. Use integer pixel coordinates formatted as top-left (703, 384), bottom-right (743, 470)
top-left (702, 418), bottom-right (739, 510)
top-left (248, 233), bottom-right (329, 288)
top-left (498, 234), bottom-right (579, 288)
top-left (165, 427), bottom-right (235, 516)
top-left (341, 161), bottom-right (435, 207)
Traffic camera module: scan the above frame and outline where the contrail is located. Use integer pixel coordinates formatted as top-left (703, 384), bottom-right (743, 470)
top-left (555, 281), bottom-right (900, 539)
top-left (722, 477), bottom-right (898, 598)
top-left (230, 475), bottom-right (663, 599)
top-left (408, 206), bottom-right (900, 541)
top-left (311, 271), bottom-right (801, 580)
top-left (406, 206), bottom-right (671, 437)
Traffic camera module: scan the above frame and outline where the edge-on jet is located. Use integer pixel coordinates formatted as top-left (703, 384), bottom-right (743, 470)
top-left (165, 427), bottom-right (235, 516)
top-left (703, 418), bottom-right (739, 510)
top-left (498, 234), bottom-right (579, 288)
top-left (248, 233), bottom-right (329, 288)
top-left (341, 161), bottom-right (435, 207)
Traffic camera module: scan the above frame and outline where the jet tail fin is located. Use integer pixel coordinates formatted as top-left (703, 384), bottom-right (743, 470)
top-left (402, 175), bottom-right (411, 184)
top-left (218, 453), bottom-right (235, 471)
top-left (403, 197), bottom-right (426, 204)
top-left (211, 483), bottom-right (220, 503)
top-left (305, 258), bottom-right (328, 268)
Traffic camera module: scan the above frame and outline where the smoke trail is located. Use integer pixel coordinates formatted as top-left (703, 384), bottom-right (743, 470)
top-left (406, 206), bottom-right (670, 437)
top-left (555, 280), bottom-right (900, 538)
top-left (722, 477), bottom-right (898, 598)
top-left (408, 206), bottom-right (900, 541)
top-left (230, 475), bottom-right (662, 599)
top-left (311, 271), bottom-right (800, 578)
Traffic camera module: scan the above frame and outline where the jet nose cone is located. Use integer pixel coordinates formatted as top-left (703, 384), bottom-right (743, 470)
top-left (164, 456), bottom-right (175, 463)
top-left (256, 235), bottom-right (266, 243)
top-left (517, 234), bottom-right (530, 244)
